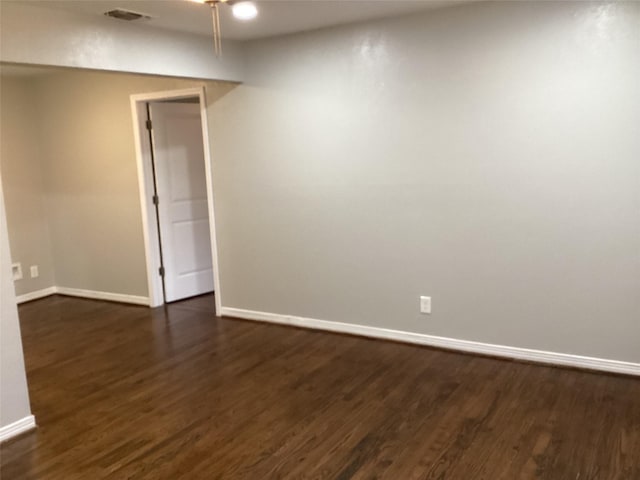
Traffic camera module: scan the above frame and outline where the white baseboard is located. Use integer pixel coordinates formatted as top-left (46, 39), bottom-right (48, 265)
top-left (16, 286), bottom-right (58, 304)
top-left (220, 307), bottom-right (640, 377)
top-left (0, 415), bottom-right (36, 443)
top-left (56, 287), bottom-right (149, 306)
top-left (16, 286), bottom-right (149, 306)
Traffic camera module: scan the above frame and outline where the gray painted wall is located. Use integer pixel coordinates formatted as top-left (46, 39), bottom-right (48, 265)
top-left (210, 1), bottom-right (640, 362)
top-left (1, 69), bottom-right (236, 298)
top-left (0, 1), bottom-right (245, 82)
top-left (0, 1), bottom-right (638, 375)
top-left (0, 77), bottom-right (56, 296)
top-left (0, 175), bottom-right (32, 430)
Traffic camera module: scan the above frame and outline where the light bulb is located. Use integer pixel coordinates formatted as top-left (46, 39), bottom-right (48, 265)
top-left (232, 1), bottom-right (258, 21)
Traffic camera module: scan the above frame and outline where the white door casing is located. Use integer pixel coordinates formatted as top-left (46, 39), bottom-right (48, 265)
top-left (149, 102), bottom-right (214, 302)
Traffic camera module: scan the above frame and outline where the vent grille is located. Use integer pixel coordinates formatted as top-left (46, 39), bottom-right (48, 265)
top-left (104, 9), bottom-right (151, 21)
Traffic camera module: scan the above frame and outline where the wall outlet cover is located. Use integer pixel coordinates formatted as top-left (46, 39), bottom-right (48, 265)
top-left (420, 296), bottom-right (431, 314)
top-left (30, 265), bottom-right (39, 278)
top-left (12, 263), bottom-right (23, 281)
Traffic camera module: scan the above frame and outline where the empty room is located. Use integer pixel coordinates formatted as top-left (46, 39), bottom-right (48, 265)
top-left (0, 0), bottom-right (639, 479)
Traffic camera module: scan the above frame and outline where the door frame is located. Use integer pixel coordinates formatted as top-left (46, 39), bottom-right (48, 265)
top-left (130, 87), bottom-right (222, 314)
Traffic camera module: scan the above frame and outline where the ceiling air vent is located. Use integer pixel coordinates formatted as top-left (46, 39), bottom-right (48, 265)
top-left (104, 9), bottom-right (151, 21)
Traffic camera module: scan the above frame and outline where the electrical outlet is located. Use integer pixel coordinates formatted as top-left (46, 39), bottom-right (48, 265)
top-left (420, 296), bottom-right (432, 314)
top-left (12, 263), bottom-right (23, 281)
top-left (30, 265), bottom-right (39, 278)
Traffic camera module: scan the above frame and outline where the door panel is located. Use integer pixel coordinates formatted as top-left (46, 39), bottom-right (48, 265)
top-left (149, 102), bottom-right (214, 302)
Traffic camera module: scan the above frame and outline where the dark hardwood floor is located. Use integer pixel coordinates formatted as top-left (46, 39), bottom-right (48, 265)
top-left (1, 295), bottom-right (639, 479)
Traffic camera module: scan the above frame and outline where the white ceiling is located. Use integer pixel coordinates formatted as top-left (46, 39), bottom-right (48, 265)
top-left (18, 0), bottom-right (465, 41)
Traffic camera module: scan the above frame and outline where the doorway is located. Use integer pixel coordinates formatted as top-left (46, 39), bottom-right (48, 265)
top-left (131, 87), bottom-right (222, 313)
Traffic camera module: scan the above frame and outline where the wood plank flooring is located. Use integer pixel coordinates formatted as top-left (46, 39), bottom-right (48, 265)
top-left (1, 294), bottom-right (639, 479)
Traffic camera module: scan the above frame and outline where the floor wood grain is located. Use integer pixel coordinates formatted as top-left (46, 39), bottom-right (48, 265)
top-left (2, 294), bottom-right (639, 479)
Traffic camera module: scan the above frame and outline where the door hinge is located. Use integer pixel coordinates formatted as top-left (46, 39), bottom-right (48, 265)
top-left (158, 266), bottom-right (165, 277)
top-left (146, 119), bottom-right (153, 130)
top-left (152, 194), bottom-right (159, 206)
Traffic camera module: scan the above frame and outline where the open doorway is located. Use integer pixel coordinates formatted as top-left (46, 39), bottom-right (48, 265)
top-left (131, 87), bottom-right (222, 312)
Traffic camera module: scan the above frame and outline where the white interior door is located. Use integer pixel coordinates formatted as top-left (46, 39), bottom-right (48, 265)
top-left (149, 102), bottom-right (214, 302)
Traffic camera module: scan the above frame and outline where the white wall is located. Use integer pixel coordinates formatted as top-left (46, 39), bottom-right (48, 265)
top-left (0, 2), bottom-right (245, 82)
top-left (0, 77), bottom-right (56, 297)
top-left (210, 1), bottom-right (640, 363)
top-left (0, 175), bottom-right (33, 432)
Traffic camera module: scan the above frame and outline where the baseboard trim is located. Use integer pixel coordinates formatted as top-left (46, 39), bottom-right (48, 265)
top-left (16, 286), bottom-right (149, 306)
top-left (220, 307), bottom-right (640, 377)
top-left (16, 287), bottom-right (58, 304)
top-left (55, 287), bottom-right (149, 306)
top-left (0, 415), bottom-right (36, 443)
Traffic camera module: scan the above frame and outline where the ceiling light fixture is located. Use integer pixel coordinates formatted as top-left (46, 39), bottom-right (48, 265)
top-left (232, 2), bottom-right (258, 21)
top-left (189, 0), bottom-right (258, 57)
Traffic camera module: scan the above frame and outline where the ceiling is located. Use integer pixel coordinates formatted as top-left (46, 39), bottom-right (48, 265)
top-left (18, 0), bottom-right (465, 41)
